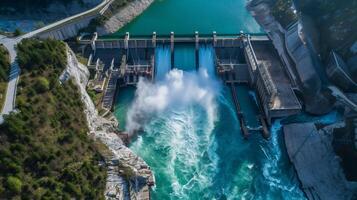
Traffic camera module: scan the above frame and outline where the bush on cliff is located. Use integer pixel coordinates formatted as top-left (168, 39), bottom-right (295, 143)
top-left (0, 45), bottom-right (10, 82)
top-left (0, 39), bottom-right (107, 199)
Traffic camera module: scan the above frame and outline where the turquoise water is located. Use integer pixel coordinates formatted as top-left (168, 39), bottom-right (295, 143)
top-left (236, 85), bottom-right (261, 129)
top-left (174, 44), bottom-right (196, 71)
top-left (110, 0), bottom-right (263, 37)
top-left (114, 86), bottom-right (136, 131)
top-left (113, 1), bottom-right (306, 199)
top-left (128, 85), bottom-right (305, 199)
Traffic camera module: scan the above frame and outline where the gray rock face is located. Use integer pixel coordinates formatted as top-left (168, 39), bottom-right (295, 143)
top-left (96, 0), bottom-right (154, 35)
top-left (247, 0), bottom-right (333, 115)
top-left (348, 55), bottom-right (357, 82)
top-left (63, 47), bottom-right (154, 199)
top-left (284, 123), bottom-right (357, 200)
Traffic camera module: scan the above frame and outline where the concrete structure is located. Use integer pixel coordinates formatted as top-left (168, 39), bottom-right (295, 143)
top-left (326, 51), bottom-right (357, 92)
top-left (81, 32), bottom-right (302, 138)
top-left (23, 0), bottom-right (113, 40)
top-left (247, 38), bottom-right (302, 124)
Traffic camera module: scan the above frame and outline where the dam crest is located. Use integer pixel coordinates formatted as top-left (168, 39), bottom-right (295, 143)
top-left (80, 32), bottom-right (302, 139)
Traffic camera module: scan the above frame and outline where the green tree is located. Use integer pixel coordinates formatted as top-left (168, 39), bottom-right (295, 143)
top-left (14, 28), bottom-right (22, 37)
top-left (6, 176), bottom-right (22, 194)
top-left (34, 77), bottom-right (50, 93)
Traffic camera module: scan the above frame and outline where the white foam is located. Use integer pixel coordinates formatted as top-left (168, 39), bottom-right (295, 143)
top-left (126, 69), bottom-right (220, 134)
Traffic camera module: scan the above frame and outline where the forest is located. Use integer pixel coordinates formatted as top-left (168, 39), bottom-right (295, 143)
top-left (0, 39), bottom-right (106, 199)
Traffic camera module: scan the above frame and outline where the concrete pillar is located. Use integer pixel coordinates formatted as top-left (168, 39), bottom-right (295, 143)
top-left (125, 32), bottom-right (130, 60)
top-left (170, 32), bottom-right (175, 69)
top-left (195, 31), bottom-right (199, 70)
top-left (213, 31), bottom-right (217, 47)
top-left (152, 32), bottom-right (157, 48)
top-left (124, 32), bottom-right (130, 49)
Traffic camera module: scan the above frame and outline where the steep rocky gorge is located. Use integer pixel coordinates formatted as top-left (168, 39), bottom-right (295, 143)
top-left (62, 47), bottom-right (154, 199)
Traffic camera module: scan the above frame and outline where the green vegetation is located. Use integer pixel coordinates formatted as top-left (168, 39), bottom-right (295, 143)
top-left (0, 45), bottom-right (10, 82)
top-left (13, 28), bottom-right (23, 37)
top-left (0, 39), bottom-right (107, 199)
top-left (271, 0), bottom-right (297, 28)
top-left (0, 45), bottom-right (10, 111)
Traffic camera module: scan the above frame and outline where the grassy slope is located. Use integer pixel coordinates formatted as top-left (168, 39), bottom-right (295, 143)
top-left (0, 39), bottom-right (106, 199)
top-left (0, 45), bottom-right (10, 111)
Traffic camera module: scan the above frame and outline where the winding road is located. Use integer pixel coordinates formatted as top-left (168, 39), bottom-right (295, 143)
top-left (0, 0), bottom-right (112, 123)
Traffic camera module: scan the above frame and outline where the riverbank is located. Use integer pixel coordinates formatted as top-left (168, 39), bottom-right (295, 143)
top-left (284, 123), bottom-right (357, 199)
top-left (96, 0), bottom-right (154, 35)
top-left (64, 47), bottom-right (154, 199)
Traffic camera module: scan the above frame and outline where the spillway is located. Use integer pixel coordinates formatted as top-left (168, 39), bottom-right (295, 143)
top-left (199, 44), bottom-right (215, 77)
top-left (118, 41), bottom-right (305, 199)
top-left (155, 45), bottom-right (171, 81)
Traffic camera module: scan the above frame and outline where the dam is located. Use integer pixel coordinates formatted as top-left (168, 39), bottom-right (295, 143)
top-left (81, 32), bottom-right (302, 139)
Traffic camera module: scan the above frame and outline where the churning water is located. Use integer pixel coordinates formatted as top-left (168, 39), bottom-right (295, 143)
top-left (118, 45), bottom-right (306, 199)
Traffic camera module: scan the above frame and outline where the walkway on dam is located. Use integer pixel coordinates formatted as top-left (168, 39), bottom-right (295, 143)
top-left (0, 0), bottom-right (111, 123)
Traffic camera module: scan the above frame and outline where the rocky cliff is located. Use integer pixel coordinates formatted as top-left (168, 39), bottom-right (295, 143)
top-left (62, 47), bottom-right (154, 199)
top-left (96, 0), bottom-right (154, 35)
top-left (284, 123), bottom-right (357, 200)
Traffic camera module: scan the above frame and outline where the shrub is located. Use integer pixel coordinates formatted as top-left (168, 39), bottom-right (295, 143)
top-left (0, 45), bottom-right (10, 82)
top-left (34, 77), bottom-right (50, 93)
top-left (14, 28), bottom-right (22, 37)
top-left (6, 176), bottom-right (22, 194)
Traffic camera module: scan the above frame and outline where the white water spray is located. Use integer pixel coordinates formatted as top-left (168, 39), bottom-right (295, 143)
top-left (126, 69), bottom-right (220, 134)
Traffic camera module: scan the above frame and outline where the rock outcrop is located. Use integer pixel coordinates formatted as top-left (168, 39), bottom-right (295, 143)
top-left (284, 123), bottom-right (357, 200)
top-left (62, 47), bottom-right (154, 199)
top-left (96, 0), bottom-right (154, 35)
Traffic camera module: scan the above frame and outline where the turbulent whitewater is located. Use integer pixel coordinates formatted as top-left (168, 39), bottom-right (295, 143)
top-left (119, 45), bottom-right (305, 199)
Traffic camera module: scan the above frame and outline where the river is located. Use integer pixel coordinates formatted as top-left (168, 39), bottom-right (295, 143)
top-left (114, 0), bottom-right (306, 199)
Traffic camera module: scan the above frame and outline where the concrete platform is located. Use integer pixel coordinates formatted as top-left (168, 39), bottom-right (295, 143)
top-left (252, 41), bottom-right (301, 113)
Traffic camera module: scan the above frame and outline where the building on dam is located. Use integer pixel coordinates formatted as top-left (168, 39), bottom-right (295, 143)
top-left (79, 31), bottom-right (302, 138)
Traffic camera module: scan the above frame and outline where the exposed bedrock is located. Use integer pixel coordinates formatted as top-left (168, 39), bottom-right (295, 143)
top-left (96, 0), bottom-right (154, 35)
top-left (284, 123), bottom-right (357, 200)
top-left (62, 47), bottom-right (154, 199)
top-left (247, 0), bottom-right (333, 115)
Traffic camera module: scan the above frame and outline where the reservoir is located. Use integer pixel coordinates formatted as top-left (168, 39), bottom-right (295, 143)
top-left (113, 0), bottom-right (306, 199)
top-left (110, 0), bottom-right (263, 36)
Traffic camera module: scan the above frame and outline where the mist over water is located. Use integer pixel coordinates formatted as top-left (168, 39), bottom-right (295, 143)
top-left (123, 45), bottom-right (306, 199)
top-left (126, 68), bottom-right (220, 134)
